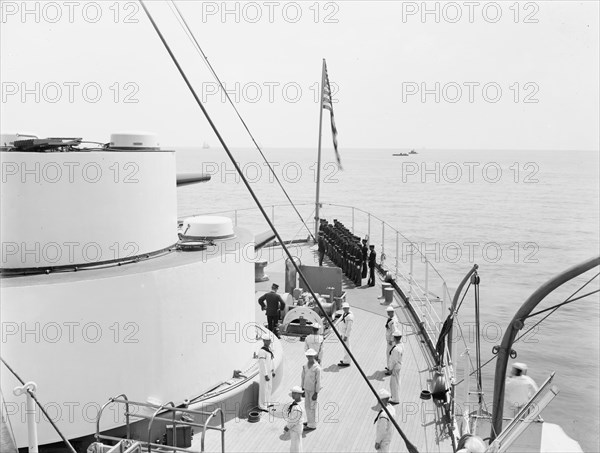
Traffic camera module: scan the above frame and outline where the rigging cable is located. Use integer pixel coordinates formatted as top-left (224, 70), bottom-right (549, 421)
top-left (0, 357), bottom-right (78, 453)
top-left (524, 289), bottom-right (599, 319)
top-left (455, 281), bottom-right (472, 314)
top-left (473, 273), bottom-right (483, 409)
top-left (454, 269), bottom-right (600, 387)
top-left (167, 0), bottom-right (315, 243)
top-left (138, 3), bottom-right (418, 452)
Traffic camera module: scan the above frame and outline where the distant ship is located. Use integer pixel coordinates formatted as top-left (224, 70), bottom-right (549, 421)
top-left (393, 149), bottom-right (417, 156)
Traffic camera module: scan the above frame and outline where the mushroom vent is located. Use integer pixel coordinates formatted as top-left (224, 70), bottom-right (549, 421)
top-left (109, 132), bottom-right (160, 150)
top-left (180, 216), bottom-right (235, 240)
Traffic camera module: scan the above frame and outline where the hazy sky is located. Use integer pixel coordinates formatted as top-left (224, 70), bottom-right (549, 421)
top-left (1, 0), bottom-right (598, 150)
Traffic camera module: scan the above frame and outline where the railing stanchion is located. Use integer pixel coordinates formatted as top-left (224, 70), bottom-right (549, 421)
top-left (352, 207), bottom-right (355, 234)
top-left (367, 213), bottom-right (371, 243)
top-left (442, 281), bottom-right (448, 319)
top-left (425, 259), bottom-right (429, 307)
top-left (381, 222), bottom-right (385, 266)
top-left (409, 243), bottom-right (414, 299)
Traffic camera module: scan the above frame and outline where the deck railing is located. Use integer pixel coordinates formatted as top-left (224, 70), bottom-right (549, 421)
top-left (189, 202), bottom-right (452, 337)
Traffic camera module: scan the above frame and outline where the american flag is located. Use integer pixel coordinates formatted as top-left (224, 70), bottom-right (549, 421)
top-left (322, 61), bottom-right (342, 170)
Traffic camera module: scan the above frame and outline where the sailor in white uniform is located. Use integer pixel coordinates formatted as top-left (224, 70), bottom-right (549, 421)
top-left (283, 386), bottom-right (305, 453)
top-left (337, 302), bottom-right (354, 367)
top-left (301, 348), bottom-right (322, 431)
top-left (388, 330), bottom-right (404, 405)
top-left (505, 362), bottom-right (539, 415)
top-left (304, 323), bottom-right (324, 364)
top-left (374, 388), bottom-right (396, 452)
top-left (384, 306), bottom-right (400, 374)
top-left (257, 333), bottom-right (275, 411)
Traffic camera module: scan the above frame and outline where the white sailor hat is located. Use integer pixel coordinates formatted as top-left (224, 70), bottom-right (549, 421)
top-left (512, 362), bottom-right (527, 372)
top-left (386, 306), bottom-right (395, 312)
top-left (261, 333), bottom-right (272, 341)
top-left (312, 323), bottom-right (321, 330)
top-left (392, 330), bottom-right (403, 338)
top-left (289, 385), bottom-right (303, 396)
top-left (377, 388), bottom-right (391, 399)
top-left (342, 302), bottom-right (350, 308)
top-left (305, 348), bottom-right (318, 357)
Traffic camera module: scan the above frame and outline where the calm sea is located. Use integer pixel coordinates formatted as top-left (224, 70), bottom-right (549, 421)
top-left (176, 147), bottom-right (599, 451)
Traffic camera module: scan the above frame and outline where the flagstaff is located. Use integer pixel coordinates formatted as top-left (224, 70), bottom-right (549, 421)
top-left (314, 58), bottom-right (326, 241)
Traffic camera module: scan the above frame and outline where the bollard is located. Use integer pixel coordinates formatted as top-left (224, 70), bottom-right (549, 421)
top-left (384, 287), bottom-right (394, 304)
top-left (381, 282), bottom-right (391, 299)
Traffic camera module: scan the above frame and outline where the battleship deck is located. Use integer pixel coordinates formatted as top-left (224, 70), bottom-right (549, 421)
top-left (198, 243), bottom-right (454, 453)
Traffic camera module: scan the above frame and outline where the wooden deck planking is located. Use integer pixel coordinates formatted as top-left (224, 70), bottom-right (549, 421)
top-left (197, 246), bottom-right (454, 452)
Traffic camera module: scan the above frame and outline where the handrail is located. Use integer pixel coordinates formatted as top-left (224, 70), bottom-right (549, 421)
top-left (147, 401), bottom-right (175, 453)
top-left (191, 202), bottom-right (449, 281)
top-left (201, 408), bottom-right (225, 453)
top-left (95, 394), bottom-right (130, 442)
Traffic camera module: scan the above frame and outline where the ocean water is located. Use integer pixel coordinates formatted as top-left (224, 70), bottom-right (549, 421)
top-left (175, 147), bottom-right (599, 451)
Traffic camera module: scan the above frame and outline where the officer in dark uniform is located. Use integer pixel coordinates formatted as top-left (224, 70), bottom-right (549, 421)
top-left (317, 232), bottom-right (326, 266)
top-left (341, 239), bottom-right (348, 274)
top-left (361, 239), bottom-right (368, 279)
top-left (354, 250), bottom-right (362, 286)
top-left (368, 245), bottom-right (377, 287)
top-left (258, 283), bottom-right (286, 337)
